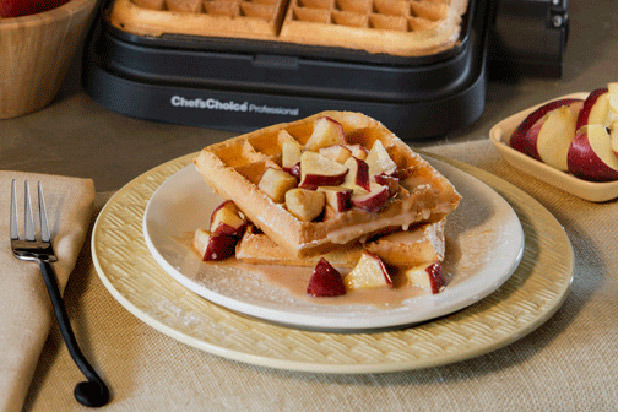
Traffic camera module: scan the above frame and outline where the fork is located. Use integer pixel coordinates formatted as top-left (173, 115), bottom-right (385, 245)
top-left (10, 180), bottom-right (110, 407)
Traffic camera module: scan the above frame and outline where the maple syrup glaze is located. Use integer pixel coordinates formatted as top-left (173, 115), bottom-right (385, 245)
top-left (179, 231), bottom-right (445, 307)
top-left (246, 264), bottom-right (431, 307)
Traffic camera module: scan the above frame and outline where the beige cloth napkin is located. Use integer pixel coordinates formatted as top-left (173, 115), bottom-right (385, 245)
top-left (0, 172), bottom-right (94, 412)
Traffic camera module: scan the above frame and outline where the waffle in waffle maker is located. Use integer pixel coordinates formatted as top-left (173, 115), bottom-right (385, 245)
top-left (84, 0), bottom-right (490, 139)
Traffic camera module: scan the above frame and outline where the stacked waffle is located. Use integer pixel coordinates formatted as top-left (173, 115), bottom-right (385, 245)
top-left (192, 112), bottom-right (461, 296)
top-left (109, 0), bottom-right (468, 56)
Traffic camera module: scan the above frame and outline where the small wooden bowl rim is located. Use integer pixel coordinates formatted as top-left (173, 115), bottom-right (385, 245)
top-left (0, 0), bottom-right (97, 29)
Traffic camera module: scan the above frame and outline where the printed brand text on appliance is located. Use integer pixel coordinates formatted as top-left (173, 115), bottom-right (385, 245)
top-left (170, 96), bottom-right (299, 116)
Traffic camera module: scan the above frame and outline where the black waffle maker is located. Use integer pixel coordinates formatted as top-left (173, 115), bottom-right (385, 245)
top-left (83, 0), bottom-right (567, 139)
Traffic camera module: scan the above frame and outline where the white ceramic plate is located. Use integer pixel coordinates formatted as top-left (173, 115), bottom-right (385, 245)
top-left (142, 159), bottom-right (524, 331)
top-left (489, 92), bottom-right (618, 202)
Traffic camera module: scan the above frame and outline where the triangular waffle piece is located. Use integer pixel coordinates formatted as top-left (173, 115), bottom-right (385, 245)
top-left (193, 111), bottom-right (460, 258)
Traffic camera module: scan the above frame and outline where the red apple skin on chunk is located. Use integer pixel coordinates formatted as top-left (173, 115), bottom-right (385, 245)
top-left (283, 162), bottom-right (301, 180)
top-left (576, 87), bottom-right (609, 130)
top-left (351, 183), bottom-right (390, 212)
top-left (193, 229), bottom-right (237, 261)
top-left (426, 262), bottom-right (446, 294)
top-left (373, 173), bottom-right (399, 196)
top-left (307, 258), bottom-right (346, 297)
top-left (318, 186), bottom-right (352, 212)
top-left (344, 157), bottom-right (370, 191)
top-left (568, 125), bottom-right (618, 181)
top-left (510, 98), bottom-right (583, 159)
top-left (210, 200), bottom-right (246, 237)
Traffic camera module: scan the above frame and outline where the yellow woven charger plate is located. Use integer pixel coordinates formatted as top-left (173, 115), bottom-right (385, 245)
top-left (92, 153), bottom-right (573, 374)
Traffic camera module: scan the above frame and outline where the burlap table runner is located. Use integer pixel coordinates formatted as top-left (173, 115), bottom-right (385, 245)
top-left (20, 141), bottom-right (617, 411)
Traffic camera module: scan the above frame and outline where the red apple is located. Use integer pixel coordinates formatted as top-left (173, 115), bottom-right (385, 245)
top-left (282, 162), bottom-right (301, 180)
top-left (210, 200), bottom-right (246, 237)
top-left (258, 168), bottom-right (298, 203)
top-left (351, 183), bottom-right (390, 212)
top-left (307, 258), bottom-right (346, 297)
top-left (345, 144), bottom-right (369, 160)
top-left (282, 140), bottom-right (301, 169)
top-left (318, 186), bottom-right (352, 212)
top-left (344, 251), bottom-right (392, 290)
top-left (426, 262), bottom-right (446, 294)
top-left (510, 98), bottom-right (582, 159)
top-left (576, 87), bottom-right (609, 130)
top-left (344, 157), bottom-right (370, 191)
top-left (373, 173), bottom-right (399, 196)
top-left (567, 125), bottom-right (618, 181)
top-left (319, 145), bottom-right (352, 164)
top-left (366, 139), bottom-right (397, 177)
top-left (299, 151), bottom-right (348, 188)
top-left (305, 117), bottom-right (346, 151)
top-left (536, 101), bottom-right (582, 171)
top-left (403, 261), bottom-right (445, 294)
top-left (285, 188), bottom-right (326, 221)
top-left (193, 229), bottom-right (237, 261)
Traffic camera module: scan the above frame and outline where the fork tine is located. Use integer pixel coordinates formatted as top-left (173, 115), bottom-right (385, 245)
top-left (10, 179), bottom-right (18, 240)
top-left (38, 181), bottom-right (50, 242)
top-left (23, 180), bottom-right (35, 241)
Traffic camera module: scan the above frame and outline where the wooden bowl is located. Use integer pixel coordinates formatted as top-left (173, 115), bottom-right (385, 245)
top-left (0, 0), bottom-right (98, 119)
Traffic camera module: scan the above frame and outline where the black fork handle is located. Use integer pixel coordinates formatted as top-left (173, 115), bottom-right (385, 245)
top-left (39, 260), bottom-right (110, 407)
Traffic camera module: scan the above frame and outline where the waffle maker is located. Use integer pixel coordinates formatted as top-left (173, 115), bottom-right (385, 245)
top-left (83, 0), bottom-right (566, 139)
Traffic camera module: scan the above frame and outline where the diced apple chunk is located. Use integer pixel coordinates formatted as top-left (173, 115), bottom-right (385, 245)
top-left (344, 251), bottom-right (392, 290)
top-left (346, 144), bottom-right (368, 160)
top-left (373, 173), bottom-right (399, 196)
top-left (351, 182), bottom-right (390, 212)
top-left (344, 157), bottom-right (370, 191)
top-left (277, 129), bottom-right (296, 146)
top-left (318, 186), bottom-right (352, 212)
top-left (299, 151), bottom-right (348, 187)
top-left (285, 188), bottom-right (326, 221)
top-left (282, 140), bottom-right (301, 169)
top-left (366, 139), bottom-right (397, 177)
top-left (403, 262), bottom-right (446, 294)
top-left (258, 168), bottom-right (298, 203)
top-left (319, 145), bottom-right (352, 163)
top-left (305, 117), bottom-right (346, 151)
top-left (210, 200), bottom-right (246, 237)
top-left (307, 258), bottom-right (346, 297)
top-left (193, 229), bottom-right (237, 261)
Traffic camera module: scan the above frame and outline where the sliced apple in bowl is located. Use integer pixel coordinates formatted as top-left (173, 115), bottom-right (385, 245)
top-left (509, 98), bottom-right (583, 160)
top-left (568, 124), bottom-right (618, 181)
top-left (575, 87), bottom-right (609, 130)
top-left (536, 101), bottom-right (583, 171)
